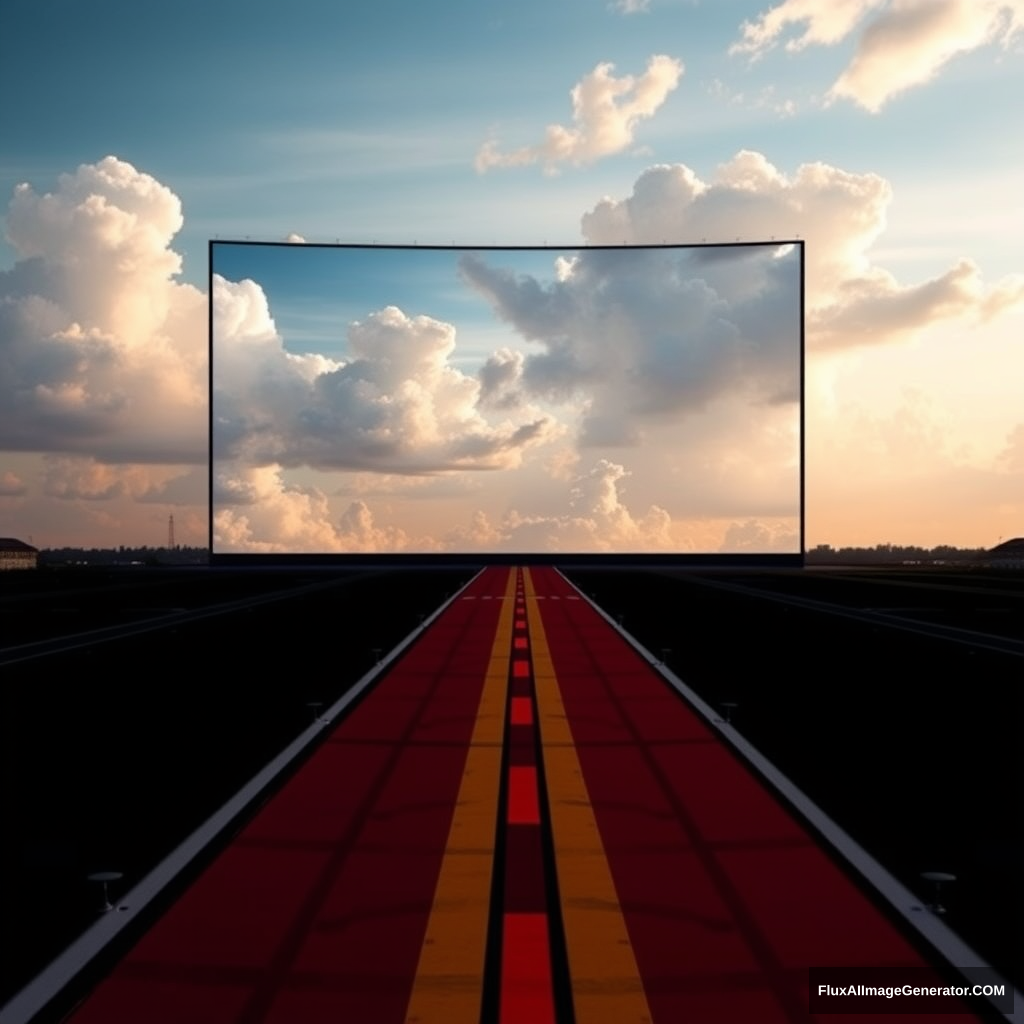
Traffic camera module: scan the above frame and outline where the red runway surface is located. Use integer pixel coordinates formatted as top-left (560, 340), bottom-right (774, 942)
top-left (61, 567), bottom-right (988, 1023)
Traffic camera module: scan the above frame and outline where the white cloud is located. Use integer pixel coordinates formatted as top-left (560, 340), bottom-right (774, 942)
top-left (338, 499), bottom-right (420, 552)
top-left (0, 471), bottom-right (27, 497)
top-left (812, 258), bottom-right (1024, 349)
top-left (475, 55), bottom-right (683, 173)
top-left (458, 242), bottom-right (800, 448)
top-left (578, 153), bottom-right (1022, 548)
top-left (830, 0), bottom-right (1024, 111)
top-left (213, 275), bottom-right (558, 474)
top-left (0, 454), bottom-right (207, 548)
top-left (611, 0), bottom-right (651, 12)
top-left (215, 456), bottom-right (682, 556)
top-left (39, 456), bottom-right (196, 503)
top-left (214, 465), bottom-right (351, 553)
top-left (720, 518), bottom-right (799, 552)
top-left (42, 457), bottom-right (127, 501)
top-left (285, 233), bottom-right (306, 243)
top-left (336, 470), bottom-right (485, 500)
top-left (731, 0), bottom-right (1024, 111)
top-left (581, 152), bottom-right (1024, 351)
top-left (213, 464), bottom-right (441, 553)
top-left (477, 347), bottom-right (526, 409)
top-left (443, 458), bottom-right (673, 552)
top-left (0, 157), bottom-right (206, 463)
top-left (730, 0), bottom-right (885, 57)
top-left (569, 457), bottom-right (672, 545)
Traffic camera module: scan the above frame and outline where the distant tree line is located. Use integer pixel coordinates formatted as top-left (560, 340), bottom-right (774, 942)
top-left (36, 544), bottom-right (994, 567)
top-left (41, 545), bottom-right (209, 567)
top-left (805, 543), bottom-right (989, 565)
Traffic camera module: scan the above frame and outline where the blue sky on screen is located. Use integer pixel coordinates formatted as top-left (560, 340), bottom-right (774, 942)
top-left (1, 0), bottom-right (1021, 549)
top-left (211, 244), bottom-right (571, 364)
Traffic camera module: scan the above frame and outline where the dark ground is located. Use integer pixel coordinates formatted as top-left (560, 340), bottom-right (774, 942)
top-left (1, 564), bottom-right (1020, 1012)
top-left (567, 566), bottom-right (1022, 994)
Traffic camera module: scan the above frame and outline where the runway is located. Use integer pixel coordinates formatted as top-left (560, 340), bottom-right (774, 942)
top-left (57, 566), bottom-right (993, 1023)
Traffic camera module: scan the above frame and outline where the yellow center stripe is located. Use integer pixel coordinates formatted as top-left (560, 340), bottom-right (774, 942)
top-left (524, 568), bottom-right (652, 1024)
top-left (404, 567), bottom-right (515, 1024)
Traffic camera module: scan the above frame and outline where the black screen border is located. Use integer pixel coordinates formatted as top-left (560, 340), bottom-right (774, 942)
top-left (208, 240), bottom-right (805, 568)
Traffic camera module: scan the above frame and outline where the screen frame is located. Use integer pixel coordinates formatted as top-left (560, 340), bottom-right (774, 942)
top-left (208, 240), bottom-right (805, 568)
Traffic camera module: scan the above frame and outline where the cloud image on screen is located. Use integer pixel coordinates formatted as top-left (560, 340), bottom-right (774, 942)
top-left (211, 241), bottom-right (802, 558)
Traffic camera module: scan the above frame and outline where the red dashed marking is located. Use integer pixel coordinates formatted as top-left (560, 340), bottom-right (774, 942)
top-left (500, 914), bottom-right (555, 1023)
top-left (510, 697), bottom-right (533, 726)
top-left (507, 767), bottom-right (540, 825)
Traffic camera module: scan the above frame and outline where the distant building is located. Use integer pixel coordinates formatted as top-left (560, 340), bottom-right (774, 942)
top-left (0, 537), bottom-right (39, 570)
top-left (986, 537), bottom-right (1024, 569)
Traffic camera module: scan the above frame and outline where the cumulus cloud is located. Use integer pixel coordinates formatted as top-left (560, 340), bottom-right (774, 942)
top-left (581, 151), bottom-right (1024, 351)
top-left (285, 233), bottom-right (307, 243)
top-left (720, 517), bottom-right (799, 552)
top-left (43, 458), bottom-right (125, 501)
top-left (216, 459), bottom-right (675, 555)
top-left (731, 0), bottom-right (1024, 111)
top-left (215, 465), bottom-right (356, 553)
top-left (134, 466), bottom-right (208, 506)
top-left (458, 242), bottom-right (800, 447)
top-left (477, 347), bottom-right (526, 409)
top-left (731, 0), bottom-right (885, 56)
top-left (337, 499), bottom-right (425, 552)
top-left (611, 0), bottom-right (651, 12)
top-left (214, 456), bottom-right (688, 555)
top-left (444, 458), bottom-right (673, 553)
top-left (214, 464), bottom-right (439, 553)
top-left (0, 471), bottom-right (27, 497)
top-left (569, 458), bottom-right (672, 542)
top-left (213, 275), bottom-right (557, 474)
top-left (41, 456), bottom-right (197, 503)
top-left (335, 469), bottom-right (485, 500)
top-left (475, 55), bottom-right (683, 173)
top-left (830, 0), bottom-right (1024, 111)
top-left (812, 259), bottom-right (1024, 348)
top-left (0, 157), bottom-right (206, 463)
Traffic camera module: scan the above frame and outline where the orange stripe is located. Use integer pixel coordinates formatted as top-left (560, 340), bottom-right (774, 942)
top-left (524, 567), bottom-right (652, 1024)
top-left (404, 567), bottom-right (515, 1024)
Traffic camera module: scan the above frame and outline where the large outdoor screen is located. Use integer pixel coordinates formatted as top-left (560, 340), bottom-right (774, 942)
top-left (210, 241), bottom-right (803, 563)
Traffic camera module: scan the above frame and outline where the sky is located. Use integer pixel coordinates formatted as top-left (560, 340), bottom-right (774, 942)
top-left (1, 0), bottom-right (1021, 551)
